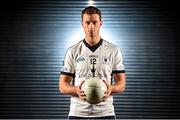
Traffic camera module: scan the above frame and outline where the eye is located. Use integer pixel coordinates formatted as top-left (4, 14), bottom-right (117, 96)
top-left (85, 21), bottom-right (90, 25)
top-left (93, 21), bottom-right (97, 25)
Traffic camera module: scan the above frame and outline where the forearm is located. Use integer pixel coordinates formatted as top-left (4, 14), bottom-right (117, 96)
top-left (111, 73), bottom-right (126, 94)
top-left (60, 83), bottom-right (78, 96)
top-left (59, 75), bottom-right (79, 96)
top-left (111, 82), bottom-right (125, 94)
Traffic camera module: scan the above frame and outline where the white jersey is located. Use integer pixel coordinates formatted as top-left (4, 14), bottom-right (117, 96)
top-left (61, 39), bottom-right (125, 117)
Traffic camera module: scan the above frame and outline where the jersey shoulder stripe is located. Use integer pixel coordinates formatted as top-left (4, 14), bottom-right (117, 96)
top-left (61, 71), bottom-right (75, 77)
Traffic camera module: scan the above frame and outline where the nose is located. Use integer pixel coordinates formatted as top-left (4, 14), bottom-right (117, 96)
top-left (89, 22), bottom-right (94, 29)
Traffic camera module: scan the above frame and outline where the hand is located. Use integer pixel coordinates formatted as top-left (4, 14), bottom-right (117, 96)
top-left (76, 81), bottom-right (86, 101)
top-left (103, 80), bottom-right (112, 101)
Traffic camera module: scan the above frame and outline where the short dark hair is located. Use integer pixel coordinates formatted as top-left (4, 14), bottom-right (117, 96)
top-left (81, 6), bottom-right (102, 21)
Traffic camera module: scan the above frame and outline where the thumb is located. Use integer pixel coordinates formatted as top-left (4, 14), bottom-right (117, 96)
top-left (103, 80), bottom-right (109, 88)
top-left (79, 80), bottom-right (85, 90)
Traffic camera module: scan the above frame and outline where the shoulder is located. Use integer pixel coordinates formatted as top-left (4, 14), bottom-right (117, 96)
top-left (66, 40), bottom-right (83, 54)
top-left (102, 39), bottom-right (121, 52)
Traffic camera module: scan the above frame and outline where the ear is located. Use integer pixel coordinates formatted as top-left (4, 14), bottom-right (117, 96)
top-left (100, 20), bottom-right (103, 26)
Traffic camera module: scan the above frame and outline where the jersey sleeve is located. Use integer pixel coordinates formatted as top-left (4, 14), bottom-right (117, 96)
top-left (60, 48), bottom-right (75, 77)
top-left (112, 48), bottom-right (126, 74)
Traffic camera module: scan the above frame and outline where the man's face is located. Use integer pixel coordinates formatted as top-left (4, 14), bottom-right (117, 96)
top-left (82, 14), bottom-right (102, 37)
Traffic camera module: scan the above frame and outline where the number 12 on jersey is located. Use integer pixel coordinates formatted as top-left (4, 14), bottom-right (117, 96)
top-left (90, 58), bottom-right (97, 65)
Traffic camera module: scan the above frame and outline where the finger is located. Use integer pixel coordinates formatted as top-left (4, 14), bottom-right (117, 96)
top-left (103, 80), bottom-right (109, 88)
top-left (106, 90), bottom-right (111, 96)
top-left (79, 92), bottom-right (86, 96)
top-left (103, 90), bottom-right (111, 99)
top-left (103, 92), bottom-right (109, 98)
top-left (77, 90), bottom-right (85, 95)
top-left (79, 80), bottom-right (85, 89)
top-left (103, 95), bottom-right (108, 101)
top-left (103, 93), bottom-right (110, 101)
top-left (80, 96), bottom-right (86, 101)
top-left (77, 91), bottom-right (86, 101)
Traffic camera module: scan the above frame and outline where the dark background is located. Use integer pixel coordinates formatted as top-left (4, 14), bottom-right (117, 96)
top-left (0, 0), bottom-right (179, 119)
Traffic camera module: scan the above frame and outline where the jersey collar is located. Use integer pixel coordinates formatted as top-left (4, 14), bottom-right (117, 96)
top-left (83, 38), bottom-right (103, 52)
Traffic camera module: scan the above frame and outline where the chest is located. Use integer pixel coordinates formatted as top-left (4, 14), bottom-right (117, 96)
top-left (74, 47), bottom-right (114, 74)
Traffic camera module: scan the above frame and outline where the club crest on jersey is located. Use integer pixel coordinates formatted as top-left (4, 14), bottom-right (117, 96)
top-left (76, 56), bottom-right (86, 63)
top-left (101, 56), bottom-right (110, 64)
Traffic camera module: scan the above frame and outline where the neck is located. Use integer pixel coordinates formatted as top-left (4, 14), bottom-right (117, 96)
top-left (85, 35), bottom-right (101, 46)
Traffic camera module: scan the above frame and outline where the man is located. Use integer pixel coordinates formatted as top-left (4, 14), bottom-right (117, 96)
top-left (59, 6), bottom-right (126, 119)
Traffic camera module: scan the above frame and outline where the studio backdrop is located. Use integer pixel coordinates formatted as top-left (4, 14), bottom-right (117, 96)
top-left (0, 0), bottom-right (179, 119)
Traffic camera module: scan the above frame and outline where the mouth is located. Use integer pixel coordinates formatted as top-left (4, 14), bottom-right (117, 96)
top-left (89, 31), bottom-right (94, 34)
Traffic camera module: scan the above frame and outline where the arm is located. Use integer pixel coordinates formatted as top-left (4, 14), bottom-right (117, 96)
top-left (104, 47), bottom-right (126, 99)
top-left (104, 73), bottom-right (126, 99)
top-left (111, 73), bottom-right (126, 93)
top-left (59, 74), bottom-right (78, 95)
top-left (59, 74), bottom-right (86, 100)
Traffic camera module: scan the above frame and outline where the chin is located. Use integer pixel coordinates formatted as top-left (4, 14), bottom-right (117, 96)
top-left (89, 35), bottom-right (95, 37)
top-left (89, 33), bottom-right (95, 36)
